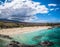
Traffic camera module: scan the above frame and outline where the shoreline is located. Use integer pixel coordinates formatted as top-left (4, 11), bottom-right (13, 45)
top-left (0, 26), bottom-right (51, 36)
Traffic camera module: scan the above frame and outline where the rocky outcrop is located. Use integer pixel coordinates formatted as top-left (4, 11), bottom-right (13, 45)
top-left (0, 34), bottom-right (12, 39)
top-left (38, 41), bottom-right (54, 47)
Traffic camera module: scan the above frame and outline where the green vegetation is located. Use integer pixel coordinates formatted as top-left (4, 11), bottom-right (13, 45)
top-left (0, 21), bottom-right (60, 29)
top-left (0, 22), bottom-right (21, 29)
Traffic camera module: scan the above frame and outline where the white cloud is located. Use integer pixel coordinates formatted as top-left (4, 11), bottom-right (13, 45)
top-left (48, 4), bottom-right (57, 6)
top-left (32, 19), bottom-right (49, 23)
top-left (0, 11), bottom-right (1, 14)
top-left (0, 0), bottom-right (48, 22)
top-left (50, 8), bottom-right (54, 11)
top-left (48, 4), bottom-right (59, 12)
top-left (49, 8), bottom-right (59, 11)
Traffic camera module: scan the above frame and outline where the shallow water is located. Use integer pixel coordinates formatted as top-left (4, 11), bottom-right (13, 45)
top-left (0, 38), bottom-right (11, 47)
top-left (0, 27), bottom-right (60, 47)
top-left (12, 27), bottom-right (60, 47)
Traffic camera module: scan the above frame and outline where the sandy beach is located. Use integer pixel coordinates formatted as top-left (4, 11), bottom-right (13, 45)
top-left (0, 26), bottom-right (51, 36)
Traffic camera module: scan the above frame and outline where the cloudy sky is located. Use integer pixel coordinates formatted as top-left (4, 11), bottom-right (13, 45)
top-left (0, 0), bottom-right (60, 23)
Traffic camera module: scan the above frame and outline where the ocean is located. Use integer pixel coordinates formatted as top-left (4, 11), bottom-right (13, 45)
top-left (12, 27), bottom-right (60, 47)
top-left (0, 27), bottom-right (60, 47)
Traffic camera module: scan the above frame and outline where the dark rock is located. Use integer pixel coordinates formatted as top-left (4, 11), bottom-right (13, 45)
top-left (0, 34), bottom-right (12, 39)
top-left (39, 41), bottom-right (54, 46)
top-left (8, 41), bottom-right (23, 47)
top-left (12, 43), bottom-right (20, 47)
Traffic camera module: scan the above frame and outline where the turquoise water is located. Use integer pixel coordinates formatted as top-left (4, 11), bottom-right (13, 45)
top-left (0, 27), bottom-right (60, 47)
top-left (12, 27), bottom-right (60, 47)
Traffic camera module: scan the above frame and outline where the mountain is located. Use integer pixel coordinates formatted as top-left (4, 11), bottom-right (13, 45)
top-left (0, 19), bottom-right (21, 23)
top-left (0, 19), bottom-right (60, 26)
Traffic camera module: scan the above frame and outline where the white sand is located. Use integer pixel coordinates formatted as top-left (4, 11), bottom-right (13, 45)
top-left (0, 26), bottom-right (51, 36)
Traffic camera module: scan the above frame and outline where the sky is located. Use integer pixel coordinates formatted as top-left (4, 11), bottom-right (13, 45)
top-left (0, 0), bottom-right (60, 23)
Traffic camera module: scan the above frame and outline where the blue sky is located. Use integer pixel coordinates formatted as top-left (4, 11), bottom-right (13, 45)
top-left (33, 0), bottom-right (60, 23)
top-left (0, 0), bottom-right (60, 23)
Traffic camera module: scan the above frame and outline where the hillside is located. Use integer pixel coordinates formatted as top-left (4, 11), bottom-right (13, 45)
top-left (0, 19), bottom-right (60, 29)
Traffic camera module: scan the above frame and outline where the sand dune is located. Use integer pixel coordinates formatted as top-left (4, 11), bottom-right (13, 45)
top-left (0, 26), bottom-right (51, 36)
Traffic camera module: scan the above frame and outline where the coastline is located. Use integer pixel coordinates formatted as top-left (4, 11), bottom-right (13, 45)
top-left (0, 26), bottom-right (51, 36)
